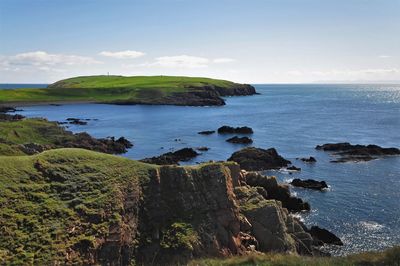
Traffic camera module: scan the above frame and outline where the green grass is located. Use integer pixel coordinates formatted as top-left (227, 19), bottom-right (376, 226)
top-left (0, 148), bottom-right (156, 265)
top-left (190, 246), bottom-right (400, 266)
top-left (0, 75), bottom-right (242, 105)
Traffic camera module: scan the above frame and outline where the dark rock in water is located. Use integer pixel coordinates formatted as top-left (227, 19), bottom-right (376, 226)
top-left (0, 106), bottom-right (19, 113)
top-left (66, 118), bottom-right (88, 125)
top-left (140, 148), bottom-right (199, 165)
top-left (198, 130), bottom-right (215, 135)
top-left (291, 179), bottom-right (328, 190)
top-left (49, 103), bottom-right (62, 106)
top-left (298, 156), bottom-right (317, 163)
top-left (307, 226), bottom-right (343, 246)
top-left (228, 147), bottom-right (291, 171)
top-left (218, 125), bottom-right (253, 134)
top-left (316, 142), bottom-right (400, 162)
top-left (244, 172), bottom-right (310, 212)
top-left (196, 146), bottom-right (209, 151)
top-left (56, 133), bottom-right (133, 154)
top-left (0, 113), bottom-right (25, 121)
top-left (287, 165), bottom-right (301, 171)
top-left (226, 136), bottom-right (253, 144)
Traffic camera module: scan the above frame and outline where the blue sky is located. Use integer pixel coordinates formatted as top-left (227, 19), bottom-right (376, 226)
top-left (1, 0), bottom-right (399, 83)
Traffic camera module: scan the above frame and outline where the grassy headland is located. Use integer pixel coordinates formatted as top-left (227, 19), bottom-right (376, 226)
top-left (0, 75), bottom-right (256, 106)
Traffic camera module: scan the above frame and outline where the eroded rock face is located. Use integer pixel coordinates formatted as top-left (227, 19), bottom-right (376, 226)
top-left (140, 148), bottom-right (199, 165)
top-left (228, 147), bottom-right (291, 171)
top-left (137, 163), bottom-right (246, 264)
top-left (307, 226), bottom-right (343, 246)
top-left (316, 142), bottom-right (400, 162)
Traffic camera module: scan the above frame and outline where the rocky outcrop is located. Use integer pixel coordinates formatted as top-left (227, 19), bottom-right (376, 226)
top-left (316, 142), bottom-right (400, 162)
top-left (226, 136), bottom-right (253, 144)
top-left (0, 113), bottom-right (25, 121)
top-left (307, 226), bottom-right (343, 246)
top-left (218, 126), bottom-right (254, 134)
top-left (287, 166), bottom-right (301, 171)
top-left (244, 172), bottom-right (310, 212)
top-left (140, 148), bottom-right (199, 165)
top-left (66, 118), bottom-right (88, 125)
top-left (198, 130), bottom-right (215, 135)
top-left (291, 179), bottom-right (328, 191)
top-left (196, 146), bottom-right (209, 151)
top-left (228, 147), bottom-right (291, 171)
top-left (56, 133), bottom-right (133, 154)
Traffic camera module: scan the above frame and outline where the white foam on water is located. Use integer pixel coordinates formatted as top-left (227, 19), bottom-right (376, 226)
top-left (359, 221), bottom-right (385, 231)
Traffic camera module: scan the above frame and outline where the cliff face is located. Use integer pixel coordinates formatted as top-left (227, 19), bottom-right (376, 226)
top-left (0, 148), bottom-right (314, 265)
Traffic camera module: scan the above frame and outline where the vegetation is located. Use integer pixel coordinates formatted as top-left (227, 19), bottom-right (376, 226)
top-left (190, 246), bottom-right (400, 266)
top-left (0, 148), bottom-right (156, 264)
top-left (0, 75), bottom-right (246, 105)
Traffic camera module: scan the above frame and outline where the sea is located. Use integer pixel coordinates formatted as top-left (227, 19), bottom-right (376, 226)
top-left (2, 83), bottom-right (400, 256)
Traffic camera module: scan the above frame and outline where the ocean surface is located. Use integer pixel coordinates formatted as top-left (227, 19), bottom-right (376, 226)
top-left (6, 84), bottom-right (400, 256)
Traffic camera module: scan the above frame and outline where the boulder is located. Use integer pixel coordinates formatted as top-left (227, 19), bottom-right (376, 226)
top-left (290, 179), bottom-right (328, 190)
top-left (226, 136), bottom-right (253, 144)
top-left (196, 146), bottom-right (210, 151)
top-left (66, 118), bottom-right (88, 125)
top-left (217, 126), bottom-right (253, 134)
top-left (228, 147), bottom-right (291, 171)
top-left (140, 148), bottom-right (199, 165)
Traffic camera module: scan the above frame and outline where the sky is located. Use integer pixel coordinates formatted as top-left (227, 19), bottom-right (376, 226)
top-left (0, 0), bottom-right (399, 84)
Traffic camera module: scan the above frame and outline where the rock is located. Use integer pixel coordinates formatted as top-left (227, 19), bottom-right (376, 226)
top-left (66, 118), bottom-right (88, 125)
top-left (198, 130), bottom-right (215, 135)
top-left (140, 148), bottom-right (199, 165)
top-left (0, 113), bottom-right (25, 121)
top-left (287, 165), bottom-right (301, 171)
top-left (244, 172), bottom-right (310, 212)
top-left (228, 147), bottom-right (291, 171)
top-left (196, 146), bottom-right (209, 151)
top-left (226, 136), bottom-right (253, 144)
top-left (234, 186), bottom-right (314, 255)
top-left (307, 226), bottom-right (343, 246)
top-left (316, 142), bottom-right (400, 162)
top-left (218, 126), bottom-right (253, 134)
top-left (0, 106), bottom-right (19, 113)
top-left (19, 143), bottom-right (48, 155)
top-left (290, 179), bottom-right (328, 190)
top-left (298, 156), bottom-right (317, 163)
top-left (56, 133), bottom-right (133, 154)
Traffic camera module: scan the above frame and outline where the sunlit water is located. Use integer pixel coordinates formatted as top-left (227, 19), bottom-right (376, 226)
top-left (9, 84), bottom-right (400, 256)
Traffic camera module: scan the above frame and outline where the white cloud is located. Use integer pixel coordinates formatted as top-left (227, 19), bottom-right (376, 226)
top-left (99, 50), bottom-right (145, 59)
top-left (213, 58), bottom-right (236, 63)
top-left (378, 55), bottom-right (391, 58)
top-left (6, 51), bottom-right (101, 67)
top-left (150, 55), bottom-right (209, 68)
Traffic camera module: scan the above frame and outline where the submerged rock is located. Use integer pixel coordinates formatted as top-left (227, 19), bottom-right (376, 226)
top-left (290, 179), bottom-right (328, 190)
top-left (228, 147), bottom-right (291, 171)
top-left (66, 118), bottom-right (88, 125)
top-left (140, 148), bottom-right (199, 165)
top-left (218, 126), bottom-right (253, 134)
top-left (316, 142), bottom-right (400, 162)
top-left (226, 136), bottom-right (253, 144)
top-left (196, 146), bottom-right (210, 151)
top-left (198, 130), bottom-right (215, 135)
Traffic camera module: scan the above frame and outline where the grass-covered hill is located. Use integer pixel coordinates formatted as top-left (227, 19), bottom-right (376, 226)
top-left (0, 75), bottom-right (256, 106)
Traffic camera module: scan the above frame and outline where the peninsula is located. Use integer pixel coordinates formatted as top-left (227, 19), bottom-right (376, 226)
top-left (0, 75), bottom-right (256, 106)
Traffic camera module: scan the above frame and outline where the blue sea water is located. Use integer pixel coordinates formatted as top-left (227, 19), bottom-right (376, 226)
top-left (8, 84), bottom-right (400, 256)
top-left (0, 83), bottom-right (48, 89)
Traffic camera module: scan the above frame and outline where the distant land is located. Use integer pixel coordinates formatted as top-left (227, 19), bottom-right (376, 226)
top-left (0, 75), bottom-right (256, 106)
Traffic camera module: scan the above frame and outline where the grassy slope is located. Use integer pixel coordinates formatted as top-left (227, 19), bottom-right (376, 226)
top-left (0, 75), bottom-right (241, 104)
top-left (0, 118), bottom-right (75, 156)
top-left (0, 148), bottom-right (155, 264)
top-left (191, 247), bottom-right (400, 266)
